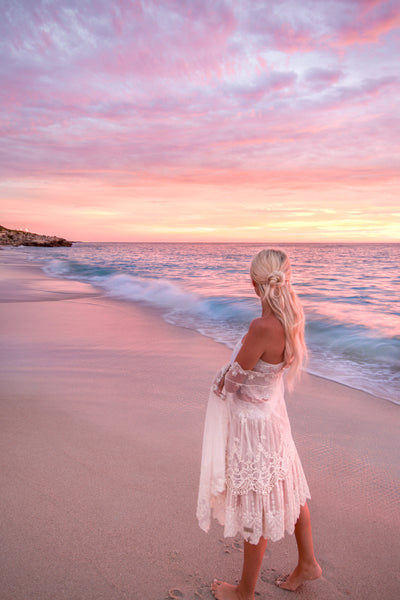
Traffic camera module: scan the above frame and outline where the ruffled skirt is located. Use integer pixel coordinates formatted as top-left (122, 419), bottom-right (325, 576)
top-left (196, 385), bottom-right (310, 544)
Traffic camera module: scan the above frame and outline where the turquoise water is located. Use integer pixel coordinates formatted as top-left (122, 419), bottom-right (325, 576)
top-left (11, 242), bottom-right (400, 404)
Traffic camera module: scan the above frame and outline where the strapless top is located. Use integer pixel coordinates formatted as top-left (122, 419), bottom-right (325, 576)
top-left (253, 358), bottom-right (284, 372)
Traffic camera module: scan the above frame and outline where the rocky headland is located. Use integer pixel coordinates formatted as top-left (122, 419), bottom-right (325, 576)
top-left (0, 225), bottom-right (73, 247)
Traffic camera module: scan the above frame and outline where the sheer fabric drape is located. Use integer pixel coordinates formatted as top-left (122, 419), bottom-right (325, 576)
top-left (197, 354), bottom-right (310, 544)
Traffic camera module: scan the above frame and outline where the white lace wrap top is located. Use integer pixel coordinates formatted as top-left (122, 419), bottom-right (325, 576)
top-left (196, 349), bottom-right (310, 544)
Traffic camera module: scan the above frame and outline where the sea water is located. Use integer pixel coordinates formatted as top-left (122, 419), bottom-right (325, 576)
top-left (11, 242), bottom-right (400, 404)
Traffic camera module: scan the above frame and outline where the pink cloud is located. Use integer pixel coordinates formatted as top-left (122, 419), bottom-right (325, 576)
top-left (240, 2), bottom-right (317, 54)
top-left (227, 71), bottom-right (297, 103)
top-left (327, 0), bottom-right (400, 46)
top-left (60, 166), bottom-right (400, 193)
top-left (339, 12), bottom-right (400, 45)
top-left (310, 75), bottom-right (400, 113)
top-left (0, 0), bottom-right (399, 236)
top-left (76, 0), bottom-right (238, 80)
top-left (304, 68), bottom-right (344, 90)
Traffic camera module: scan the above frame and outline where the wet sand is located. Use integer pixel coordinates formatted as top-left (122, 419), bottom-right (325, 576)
top-left (0, 251), bottom-right (399, 599)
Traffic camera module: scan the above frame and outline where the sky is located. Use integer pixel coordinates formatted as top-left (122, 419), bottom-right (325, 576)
top-left (1, 0), bottom-right (399, 242)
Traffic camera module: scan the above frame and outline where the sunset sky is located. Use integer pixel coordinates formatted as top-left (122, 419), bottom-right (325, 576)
top-left (1, 0), bottom-right (399, 242)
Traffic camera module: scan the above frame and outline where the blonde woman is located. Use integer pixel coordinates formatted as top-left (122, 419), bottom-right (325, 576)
top-left (197, 249), bottom-right (321, 600)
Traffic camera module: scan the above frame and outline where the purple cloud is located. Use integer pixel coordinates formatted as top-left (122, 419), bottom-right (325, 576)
top-left (0, 0), bottom-right (399, 190)
top-left (304, 68), bottom-right (344, 90)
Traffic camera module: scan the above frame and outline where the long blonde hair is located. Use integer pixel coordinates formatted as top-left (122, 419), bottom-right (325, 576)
top-left (250, 249), bottom-right (306, 385)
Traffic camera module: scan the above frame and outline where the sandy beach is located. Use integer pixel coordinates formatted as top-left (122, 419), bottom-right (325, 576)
top-left (0, 251), bottom-right (399, 600)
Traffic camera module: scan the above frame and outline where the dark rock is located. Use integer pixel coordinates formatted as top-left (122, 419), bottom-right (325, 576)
top-left (0, 225), bottom-right (73, 247)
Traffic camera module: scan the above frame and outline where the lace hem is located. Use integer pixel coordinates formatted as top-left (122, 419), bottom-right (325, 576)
top-left (223, 474), bottom-right (311, 543)
top-left (227, 440), bottom-right (297, 495)
top-left (199, 456), bottom-right (311, 544)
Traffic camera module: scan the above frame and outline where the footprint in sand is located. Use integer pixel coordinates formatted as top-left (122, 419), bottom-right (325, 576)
top-left (168, 589), bottom-right (184, 599)
top-left (167, 586), bottom-right (208, 599)
top-left (260, 567), bottom-right (278, 584)
top-left (232, 539), bottom-right (243, 552)
top-left (218, 537), bottom-right (243, 554)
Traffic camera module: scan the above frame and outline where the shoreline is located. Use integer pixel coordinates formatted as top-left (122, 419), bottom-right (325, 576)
top-left (1, 246), bottom-right (397, 407)
top-left (1, 252), bottom-right (399, 599)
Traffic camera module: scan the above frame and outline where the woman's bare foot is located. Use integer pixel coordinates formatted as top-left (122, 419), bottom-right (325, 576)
top-left (211, 579), bottom-right (253, 600)
top-left (211, 580), bottom-right (239, 599)
top-left (276, 563), bottom-right (322, 591)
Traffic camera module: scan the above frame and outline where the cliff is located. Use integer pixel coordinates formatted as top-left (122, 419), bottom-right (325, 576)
top-left (0, 225), bottom-right (73, 247)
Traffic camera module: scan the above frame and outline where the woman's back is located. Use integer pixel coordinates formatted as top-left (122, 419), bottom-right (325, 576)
top-left (236, 314), bottom-right (285, 370)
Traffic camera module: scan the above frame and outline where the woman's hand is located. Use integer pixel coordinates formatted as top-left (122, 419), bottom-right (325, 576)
top-left (212, 365), bottom-right (229, 398)
top-left (215, 373), bottom-right (226, 397)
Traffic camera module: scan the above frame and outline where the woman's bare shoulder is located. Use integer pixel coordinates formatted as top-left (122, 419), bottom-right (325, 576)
top-left (237, 316), bottom-right (284, 369)
top-left (249, 315), bottom-right (283, 334)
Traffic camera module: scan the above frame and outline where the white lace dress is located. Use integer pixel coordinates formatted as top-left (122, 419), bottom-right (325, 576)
top-left (196, 348), bottom-right (310, 544)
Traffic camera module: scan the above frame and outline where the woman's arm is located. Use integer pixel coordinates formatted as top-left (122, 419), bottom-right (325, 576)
top-left (234, 319), bottom-right (270, 371)
top-left (215, 318), bottom-right (283, 398)
top-left (221, 320), bottom-right (268, 395)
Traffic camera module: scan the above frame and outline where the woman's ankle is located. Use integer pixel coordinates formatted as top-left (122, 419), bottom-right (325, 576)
top-left (236, 581), bottom-right (256, 600)
top-left (297, 560), bottom-right (322, 575)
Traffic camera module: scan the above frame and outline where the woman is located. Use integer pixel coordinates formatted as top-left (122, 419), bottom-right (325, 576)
top-left (196, 249), bottom-right (321, 600)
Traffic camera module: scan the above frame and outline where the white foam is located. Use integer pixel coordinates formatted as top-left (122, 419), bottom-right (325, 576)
top-left (37, 248), bottom-right (400, 405)
top-left (95, 272), bottom-right (200, 310)
top-left (43, 259), bottom-right (73, 277)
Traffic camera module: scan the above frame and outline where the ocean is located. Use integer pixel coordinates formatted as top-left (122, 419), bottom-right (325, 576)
top-left (12, 242), bottom-right (400, 405)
